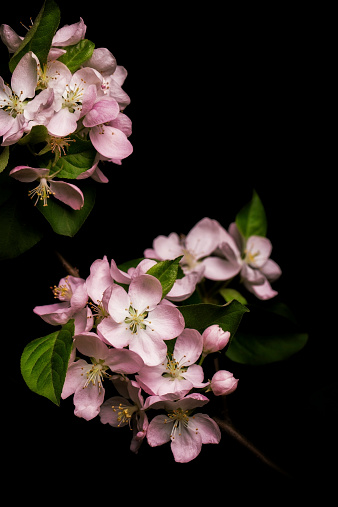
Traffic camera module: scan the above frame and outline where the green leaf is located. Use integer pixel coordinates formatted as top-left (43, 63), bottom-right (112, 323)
top-left (146, 256), bottom-right (183, 298)
top-left (37, 181), bottom-right (96, 236)
top-left (219, 287), bottom-right (248, 305)
top-left (0, 147), bottom-right (9, 174)
top-left (58, 39), bottom-right (95, 73)
top-left (53, 137), bottom-right (97, 179)
top-left (18, 125), bottom-right (49, 146)
top-left (235, 189), bottom-right (267, 238)
top-left (9, 0), bottom-right (60, 72)
top-left (178, 299), bottom-right (249, 338)
top-left (20, 320), bottom-right (74, 405)
top-left (225, 302), bottom-right (308, 365)
top-left (0, 195), bottom-right (43, 260)
top-left (226, 331), bottom-right (308, 365)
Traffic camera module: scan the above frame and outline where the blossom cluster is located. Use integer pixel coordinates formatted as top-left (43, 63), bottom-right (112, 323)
top-left (0, 18), bottom-right (132, 209)
top-left (32, 217), bottom-right (281, 461)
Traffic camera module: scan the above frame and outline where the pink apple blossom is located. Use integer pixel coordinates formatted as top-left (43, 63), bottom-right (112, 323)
top-left (203, 222), bottom-right (282, 299)
top-left (146, 393), bottom-right (221, 463)
top-left (62, 333), bottom-right (144, 421)
top-left (202, 325), bottom-right (231, 357)
top-left (0, 52), bottom-right (38, 144)
top-left (144, 217), bottom-right (222, 282)
top-left (100, 379), bottom-right (149, 453)
top-left (9, 165), bottom-right (84, 209)
top-left (208, 370), bottom-right (239, 396)
top-left (136, 328), bottom-right (207, 397)
top-left (33, 274), bottom-right (88, 326)
top-left (97, 274), bottom-right (185, 366)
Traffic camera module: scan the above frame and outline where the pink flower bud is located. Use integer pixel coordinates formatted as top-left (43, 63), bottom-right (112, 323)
top-left (202, 325), bottom-right (230, 355)
top-left (210, 370), bottom-right (238, 396)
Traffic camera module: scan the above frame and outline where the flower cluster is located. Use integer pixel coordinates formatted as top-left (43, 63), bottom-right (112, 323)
top-left (0, 18), bottom-right (132, 209)
top-left (144, 217), bottom-right (282, 300)
top-left (34, 248), bottom-right (239, 463)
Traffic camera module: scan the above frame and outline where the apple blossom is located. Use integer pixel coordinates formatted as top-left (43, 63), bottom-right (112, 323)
top-left (202, 324), bottom-right (231, 357)
top-left (204, 222), bottom-right (282, 299)
top-left (62, 333), bottom-right (144, 420)
top-left (146, 393), bottom-right (221, 463)
top-left (0, 51), bottom-right (38, 144)
top-left (9, 165), bottom-right (84, 209)
top-left (207, 370), bottom-right (239, 396)
top-left (100, 379), bottom-right (149, 453)
top-left (97, 274), bottom-right (185, 366)
top-left (144, 217), bottom-right (222, 282)
top-left (33, 274), bottom-right (88, 326)
top-left (136, 328), bottom-right (207, 397)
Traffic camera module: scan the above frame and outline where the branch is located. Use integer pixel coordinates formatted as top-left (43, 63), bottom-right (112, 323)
top-left (213, 416), bottom-right (290, 477)
top-left (54, 251), bottom-right (80, 278)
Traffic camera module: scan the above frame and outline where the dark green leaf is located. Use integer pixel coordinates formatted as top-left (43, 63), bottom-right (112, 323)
top-left (0, 195), bottom-right (43, 259)
top-left (18, 125), bottom-right (49, 146)
top-left (226, 302), bottom-right (308, 364)
top-left (226, 331), bottom-right (308, 365)
top-left (0, 147), bottom-right (9, 174)
top-left (146, 256), bottom-right (183, 298)
top-left (58, 39), bottom-right (95, 73)
top-left (178, 299), bottom-right (249, 338)
top-left (53, 137), bottom-right (97, 179)
top-left (37, 181), bottom-right (96, 236)
top-left (9, 0), bottom-right (60, 72)
top-left (20, 320), bottom-right (74, 405)
top-left (235, 190), bottom-right (267, 238)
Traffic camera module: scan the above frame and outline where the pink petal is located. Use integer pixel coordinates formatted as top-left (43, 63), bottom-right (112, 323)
top-left (74, 333), bottom-right (109, 360)
top-left (61, 359), bottom-right (89, 399)
top-left (84, 47), bottom-right (117, 75)
top-left (193, 414), bottom-right (221, 444)
top-left (86, 256), bottom-right (113, 303)
top-left (97, 319), bottom-right (131, 348)
top-left (11, 51), bottom-right (37, 99)
top-left (174, 328), bottom-right (203, 365)
top-left (148, 303), bottom-right (185, 340)
top-left (147, 415), bottom-right (173, 447)
top-left (9, 166), bottom-right (49, 182)
top-left (105, 348), bottom-right (144, 373)
top-left (33, 302), bottom-right (72, 325)
top-left (89, 124), bottom-right (133, 159)
top-left (202, 256), bottom-right (241, 281)
top-left (261, 259), bottom-right (282, 281)
top-left (47, 108), bottom-right (79, 137)
top-left (128, 274), bottom-right (162, 313)
top-left (0, 109), bottom-right (15, 136)
top-left (73, 381), bottom-right (105, 420)
top-left (110, 258), bottom-right (132, 284)
top-left (151, 232), bottom-right (182, 260)
top-left (83, 97), bottom-right (120, 127)
top-left (107, 284), bottom-right (130, 322)
top-left (171, 426), bottom-right (202, 463)
top-left (129, 328), bottom-right (167, 366)
top-left (185, 217), bottom-right (221, 259)
top-left (49, 180), bottom-right (84, 210)
top-left (52, 18), bottom-right (86, 46)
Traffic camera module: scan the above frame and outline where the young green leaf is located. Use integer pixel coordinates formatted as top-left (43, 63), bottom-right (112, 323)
top-left (235, 189), bottom-right (267, 238)
top-left (9, 0), bottom-right (61, 72)
top-left (58, 39), bottom-right (95, 73)
top-left (219, 287), bottom-right (248, 305)
top-left (20, 320), bottom-right (74, 405)
top-left (178, 299), bottom-right (249, 338)
top-left (146, 256), bottom-right (183, 298)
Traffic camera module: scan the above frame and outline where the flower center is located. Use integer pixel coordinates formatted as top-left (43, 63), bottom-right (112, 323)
top-left (83, 359), bottom-right (109, 393)
top-left (111, 402), bottom-right (137, 427)
top-left (243, 248), bottom-right (260, 267)
top-left (162, 355), bottom-right (187, 380)
top-left (51, 275), bottom-right (72, 300)
top-left (89, 299), bottom-right (109, 324)
top-left (0, 91), bottom-right (25, 117)
top-left (62, 82), bottom-right (84, 113)
top-left (28, 177), bottom-right (55, 206)
top-left (124, 305), bottom-right (149, 334)
top-left (181, 248), bottom-right (199, 272)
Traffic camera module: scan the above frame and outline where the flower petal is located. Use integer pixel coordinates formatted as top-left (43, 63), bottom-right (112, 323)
top-left (148, 303), bottom-right (185, 340)
top-left (171, 425), bottom-right (202, 463)
top-left (185, 217), bottom-right (221, 259)
top-left (128, 274), bottom-right (162, 313)
top-left (9, 166), bottom-right (49, 182)
top-left (49, 180), bottom-right (84, 210)
top-left (174, 328), bottom-right (203, 365)
top-left (11, 51), bottom-right (37, 99)
top-left (89, 124), bottom-right (133, 159)
top-left (147, 415), bottom-right (173, 447)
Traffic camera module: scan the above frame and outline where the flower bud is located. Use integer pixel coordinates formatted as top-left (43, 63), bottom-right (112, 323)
top-left (202, 325), bottom-right (230, 356)
top-left (209, 370), bottom-right (238, 396)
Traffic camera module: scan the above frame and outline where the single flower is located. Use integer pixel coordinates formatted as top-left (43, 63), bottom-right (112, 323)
top-left (97, 274), bottom-right (185, 366)
top-left (207, 370), bottom-right (238, 396)
top-left (9, 165), bottom-right (84, 209)
top-left (62, 333), bottom-right (144, 421)
top-left (146, 393), bottom-right (221, 463)
top-left (136, 328), bottom-right (207, 397)
top-left (202, 324), bottom-right (230, 357)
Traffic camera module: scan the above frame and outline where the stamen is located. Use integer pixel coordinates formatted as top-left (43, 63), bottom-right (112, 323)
top-left (28, 177), bottom-right (55, 206)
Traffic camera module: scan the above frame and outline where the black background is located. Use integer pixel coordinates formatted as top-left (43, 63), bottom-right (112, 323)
top-left (1, 1), bottom-right (334, 499)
